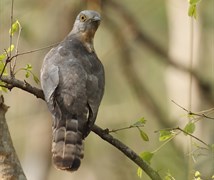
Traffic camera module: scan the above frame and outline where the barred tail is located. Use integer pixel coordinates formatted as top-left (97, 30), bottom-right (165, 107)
top-left (52, 118), bottom-right (84, 171)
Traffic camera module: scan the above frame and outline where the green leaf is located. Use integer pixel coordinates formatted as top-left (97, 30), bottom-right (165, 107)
top-left (0, 81), bottom-right (8, 93)
top-left (9, 20), bottom-right (20, 36)
top-left (25, 71), bottom-right (30, 78)
top-left (139, 151), bottom-right (154, 165)
top-left (159, 130), bottom-right (174, 141)
top-left (137, 167), bottom-right (143, 178)
top-left (194, 171), bottom-right (201, 178)
top-left (188, 4), bottom-right (197, 19)
top-left (133, 117), bottom-right (146, 126)
top-left (138, 129), bottom-right (149, 141)
top-left (164, 172), bottom-right (176, 180)
top-left (25, 63), bottom-right (32, 71)
top-left (6, 44), bottom-right (15, 53)
top-left (184, 122), bottom-right (195, 135)
top-left (0, 53), bottom-right (6, 61)
top-left (0, 44), bottom-right (14, 61)
top-left (189, 0), bottom-right (201, 5)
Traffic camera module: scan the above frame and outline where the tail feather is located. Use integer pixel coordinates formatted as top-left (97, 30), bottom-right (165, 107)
top-left (52, 118), bottom-right (84, 171)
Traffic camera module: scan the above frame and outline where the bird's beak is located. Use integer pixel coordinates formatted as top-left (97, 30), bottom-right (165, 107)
top-left (92, 16), bottom-right (101, 22)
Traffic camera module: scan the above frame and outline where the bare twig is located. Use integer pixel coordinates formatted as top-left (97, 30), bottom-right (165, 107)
top-left (176, 127), bottom-right (209, 147)
top-left (9, 0), bottom-right (14, 76)
top-left (171, 100), bottom-right (214, 120)
top-left (11, 20), bottom-right (22, 74)
top-left (107, 124), bottom-right (144, 133)
top-left (14, 43), bottom-right (59, 57)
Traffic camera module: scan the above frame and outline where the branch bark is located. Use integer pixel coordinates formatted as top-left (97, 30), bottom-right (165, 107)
top-left (0, 95), bottom-right (27, 180)
top-left (92, 125), bottom-right (162, 180)
top-left (0, 76), bottom-right (162, 180)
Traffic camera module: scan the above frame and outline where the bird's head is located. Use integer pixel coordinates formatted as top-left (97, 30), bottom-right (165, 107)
top-left (71, 10), bottom-right (101, 41)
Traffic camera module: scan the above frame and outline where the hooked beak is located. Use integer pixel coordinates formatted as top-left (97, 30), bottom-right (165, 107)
top-left (92, 15), bottom-right (101, 22)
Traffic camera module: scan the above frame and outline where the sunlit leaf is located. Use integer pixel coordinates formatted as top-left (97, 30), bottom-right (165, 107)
top-left (184, 122), bottom-right (195, 135)
top-left (139, 151), bottom-right (154, 165)
top-left (138, 129), bottom-right (149, 141)
top-left (189, 0), bottom-right (201, 5)
top-left (0, 53), bottom-right (6, 61)
top-left (25, 71), bottom-right (30, 78)
top-left (25, 63), bottom-right (32, 71)
top-left (0, 81), bottom-right (8, 93)
top-left (7, 44), bottom-right (15, 53)
top-left (194, 171), bottom-right (201, 178)
top-left (137, 167), bottom-right (143, 178)
top-left (164, 172), bottom-right (176, 180)
top-left (188, 4), bottom-right (197, 19)
top-left (0, 45), bottom-right (14, 61)
top-left (9, 20), bottom-right (20, 36)
top-left (159, 130), bottom-right (174, 141)
top-left (133, 117), bottom-right (146, 126)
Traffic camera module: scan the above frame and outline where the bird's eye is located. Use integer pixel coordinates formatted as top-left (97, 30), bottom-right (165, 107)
top-left (79, 14), bottom-right (87, 22)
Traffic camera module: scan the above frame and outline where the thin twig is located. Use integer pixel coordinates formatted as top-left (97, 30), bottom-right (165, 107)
top-left (155, 127), bottom-right (210, 148)
top-left (7, 42), bottom-right (59, 63)
top-left (9, 0), bottom-right (14, 76)
top-left (15, 43), bottom-right (59, 57)
top-left (0, 50), bottom-right (10, 79)
top-left (0, 43), bottom-right (58, 79)
top-left (176, 127), bottom-right (209, 147)
top-left (171, 100), bottom-right (214, 120)
top-left (152, 134), bottom-right (178, 154)
top-left (11, 21), bottom-right (22, 75)
top-left (107, 124), bottom-right (144, 133)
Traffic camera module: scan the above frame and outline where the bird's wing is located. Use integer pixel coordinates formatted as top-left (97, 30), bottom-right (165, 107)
top-left (85, 60), bottom-right (105, 132)
top-left (40, 48), bottom-right (59, 102)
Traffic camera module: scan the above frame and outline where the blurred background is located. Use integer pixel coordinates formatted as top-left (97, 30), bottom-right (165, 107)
top-left (0, 0), bottom-right (213, 179)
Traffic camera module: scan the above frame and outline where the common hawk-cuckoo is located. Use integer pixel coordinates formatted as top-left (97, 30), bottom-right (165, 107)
top-left (40, 10), bottom-right (105, 171)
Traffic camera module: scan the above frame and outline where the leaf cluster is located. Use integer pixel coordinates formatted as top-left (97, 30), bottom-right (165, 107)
top-left (0, 20), bottom-right (39, 93)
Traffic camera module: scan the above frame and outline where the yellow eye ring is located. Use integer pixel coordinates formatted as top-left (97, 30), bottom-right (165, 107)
top-left (79, 14), bottom-right (87, 22)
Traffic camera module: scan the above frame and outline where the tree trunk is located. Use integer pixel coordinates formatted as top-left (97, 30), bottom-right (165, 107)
top-left (0, 95), bottom-right (27, 180)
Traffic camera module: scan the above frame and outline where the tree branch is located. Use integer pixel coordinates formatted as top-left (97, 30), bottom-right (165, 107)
top-left (92, 125), bottom-right (162, 180)
top-left (0, 76), bottom-right (162, 180)
top-left (1, 76), bottom-right (44, 99)
top-left (0, 95), bottom-right (27, 179)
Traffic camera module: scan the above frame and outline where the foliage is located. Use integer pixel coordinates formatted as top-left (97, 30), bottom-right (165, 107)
top-left (136, 110), bottom-right (213, 179)
top-left (9, 20), bottom-right (20, 36)
top-left (184, 122), bottom-right (195, 135)
top-left (188, 0), bottom-right (202, 19)
top-left (0, 20), bottom-right (39, 92)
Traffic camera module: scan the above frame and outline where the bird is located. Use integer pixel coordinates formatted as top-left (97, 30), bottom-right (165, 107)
top-left (40, 10), bottom-right (105, 172)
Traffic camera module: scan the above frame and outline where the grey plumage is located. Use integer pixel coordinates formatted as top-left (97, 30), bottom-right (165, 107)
top-left (40, 10), bottom-right (104, 171)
